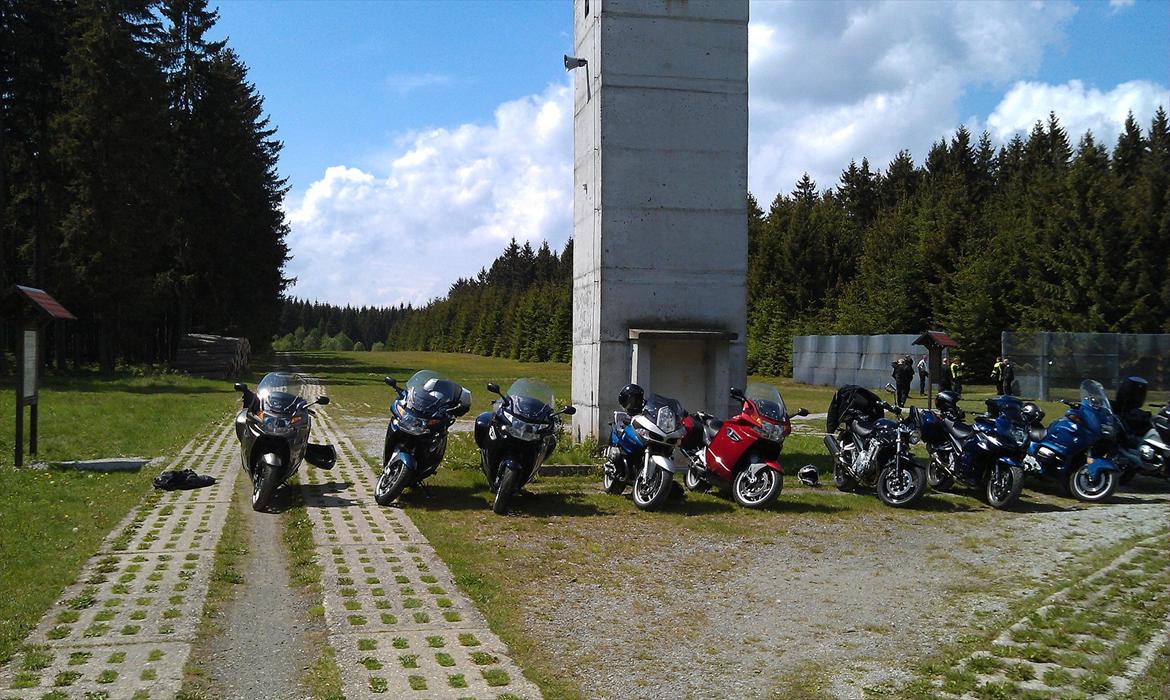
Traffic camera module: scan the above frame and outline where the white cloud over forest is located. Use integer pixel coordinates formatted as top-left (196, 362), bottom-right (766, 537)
top-left (285, 0), bottom-right (1167, 306)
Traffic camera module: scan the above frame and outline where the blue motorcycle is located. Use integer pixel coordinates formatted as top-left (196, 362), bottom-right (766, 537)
top-left (601, 393), bottom-right (688, 511)
top-left (913, 395), bottom-right (1029, 509)
top-left (1024, 379), bottom-right (1120, 502)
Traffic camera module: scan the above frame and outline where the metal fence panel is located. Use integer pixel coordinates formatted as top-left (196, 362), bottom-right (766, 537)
top-left (1001, 332), bottom-right (1170, 400)
top-left (792, 334), bottom-right (921, 389)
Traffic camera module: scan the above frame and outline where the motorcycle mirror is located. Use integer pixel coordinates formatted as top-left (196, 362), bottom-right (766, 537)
top-left (729, 387), bottom-right (745, 401)
top-left (234, 382), bottom-right (247, 392)
top-left (562, 405), bottom-right (577, 416)
top-left (1151, 403), bottom-right (1165, 408)
top-left (317, 396), bottom-right (330, 406)
top-left (384, 377), bottom-right (397, 388)
top-left (487, 382), bottom-right (501, 396)
top-left (795, 407), bottom-right (809, 417)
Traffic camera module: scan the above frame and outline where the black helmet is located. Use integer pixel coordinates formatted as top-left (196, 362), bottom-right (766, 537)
top-left (935, 390), bottom-right (961, 415)
top-left (618, 383), bottom-right (645, 413)
top-left (797, 465), bottom-right (819, 487)
top-left (1022, 402), bottom-right (1045, 426)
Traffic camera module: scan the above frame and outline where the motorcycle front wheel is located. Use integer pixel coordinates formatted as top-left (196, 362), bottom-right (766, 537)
top-left (1068, 463), bottom-right (1118, 502)
top-left (251, 460), bottom-right (279, 512)
top-left (493, 468), bottom-right (518, 514)
top-left (374, 458), bottom-right (412, 506)
top-left (732, 468), bottom-right (782, 508)
top-left (876, 461), bottom-right (926, 507)
top-left (983, 464), bottom-right (1024, 509)
top-left (632, 469), bottom-right (673, 511)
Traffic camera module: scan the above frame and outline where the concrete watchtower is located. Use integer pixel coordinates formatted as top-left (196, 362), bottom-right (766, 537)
top-left (570, 0), bottom-right (749, 441)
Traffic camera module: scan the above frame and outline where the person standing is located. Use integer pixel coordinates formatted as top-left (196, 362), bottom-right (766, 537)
top-left (992, 356), bottom-right (1004, 395)
top-left (917, 355), bottom-right (929, 396)
top-left (952, 359), bottom-right (965, 396)
top-left (893, 356), bottom-right (914, 407)
top-left (1002, 357), bottom-right (1015, 396)
top-left (939, 357), bottom-right (954, 392)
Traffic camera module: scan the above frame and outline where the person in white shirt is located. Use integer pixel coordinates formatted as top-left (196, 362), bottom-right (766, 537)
top-left (916, 355), bottom-right (928, 396)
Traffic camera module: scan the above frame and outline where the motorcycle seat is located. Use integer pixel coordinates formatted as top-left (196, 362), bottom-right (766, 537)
top-left (945, 420), bottom-right (974, 441)
top-left (850, 420), bottom-right (876, 438)
top-left (703, 418), bottom-right (724, 443)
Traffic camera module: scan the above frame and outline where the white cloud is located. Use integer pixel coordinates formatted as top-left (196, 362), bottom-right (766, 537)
top-left (983, 80), bottom-right (1169, 144)
top-left (1110, 0), bottom-right (1135, 11)
top-left (747, 0), bottom-right (1077, 197)
top-left (385, 71), bottom-right (452, 94)
top-left (284, 83), bottom-right (572, 307)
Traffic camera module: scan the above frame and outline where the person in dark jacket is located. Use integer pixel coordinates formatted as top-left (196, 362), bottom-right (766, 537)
top-left (939, 358), bottom-right (954, 392)
top-left (951, 359), bottom-right (965, 396)
top-left (892, 356), bottom-right (914, 407)
top-left (1001, 357), bottom-right (1015, 396)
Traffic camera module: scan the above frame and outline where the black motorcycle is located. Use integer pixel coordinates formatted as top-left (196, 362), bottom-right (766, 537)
top-left (1109, 376), bottom-right (1170, 484)
top-left (915, 395), bottom-right (1030, 509)
top-left (474, 378), bottom-right (575, 514)
top-left (823, 385), bottom-right (927, 507)
top-left (374, 370), bottom-right (471, 505)
top-left (234, 372), bottom-right (335, 512)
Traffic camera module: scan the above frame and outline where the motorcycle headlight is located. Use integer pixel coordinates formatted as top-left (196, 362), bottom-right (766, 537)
top-left (261, 413), bottom-right (296, 435)
top-left (396, 412), bottom-right (427, 436)
top-left (656, 407), bottom-right (677, 434)
top-left (503, 412), bottom-right (542, 441)
top-left (1010, 428), bottom-right (1027, 446)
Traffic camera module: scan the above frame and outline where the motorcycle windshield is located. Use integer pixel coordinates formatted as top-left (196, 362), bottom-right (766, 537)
top-left (507, 378), bottom-right (555, 420)
top-left (404, 370), bottom-right (462, 414)
top-left (746, 382), bottom-right (787, 422)
top-left (1081, 380), bottom-right (1113, 415)
top-left (257, 372), bottom-right (305, 413)
top-left (642, 394), bottom-right (684, 421)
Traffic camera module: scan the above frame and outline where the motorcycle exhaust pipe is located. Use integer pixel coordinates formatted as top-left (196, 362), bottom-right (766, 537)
top-left (824, 434), bottom-right (841, 457)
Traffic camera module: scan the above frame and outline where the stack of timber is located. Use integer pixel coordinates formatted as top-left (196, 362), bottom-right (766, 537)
top-left (173, 334), bottom-right (250, 378)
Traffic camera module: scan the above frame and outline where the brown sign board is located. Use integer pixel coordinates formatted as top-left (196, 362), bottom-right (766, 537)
top-left (13, 285), bottom-right (76, 321)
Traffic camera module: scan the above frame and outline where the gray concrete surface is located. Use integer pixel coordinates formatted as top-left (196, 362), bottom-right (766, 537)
top-left (302, 404), bottom-right (541, 699)
top-left (570, 0), bottom-right (750, 440)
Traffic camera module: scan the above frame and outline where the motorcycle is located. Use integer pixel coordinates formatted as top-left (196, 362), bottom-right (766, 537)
top-left (374, 370), bottom-right (471, 505)
top-left (681, 383), bottom-right (809, 508)
top-left (1023, 379), bottom-right (1121, 502)
top-left (1109, 376), bottom-right (1170, 484)
top-left (601, 392), bottom-right (688, 511)
top-left (914, 395), bottom-right (1029, 509)
top-left (474, 378), bottom-right (575, 514)
top-left (823, 384), bottom-right (928, 507)
top-left (234, 372), bottom-right (335, 512)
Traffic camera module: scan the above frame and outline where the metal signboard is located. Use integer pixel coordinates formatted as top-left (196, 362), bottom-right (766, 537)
top-left (22, 329), bottom-right (38, 401)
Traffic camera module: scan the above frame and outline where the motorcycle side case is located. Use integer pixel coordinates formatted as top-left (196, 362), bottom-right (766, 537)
top-left (305, 443), bottom-right (336, 469)
top-left (917, 409), bottom-right (948, 445)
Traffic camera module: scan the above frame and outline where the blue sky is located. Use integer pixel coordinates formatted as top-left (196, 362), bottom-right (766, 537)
top-left (210, 0), bottom-right (1169, 307)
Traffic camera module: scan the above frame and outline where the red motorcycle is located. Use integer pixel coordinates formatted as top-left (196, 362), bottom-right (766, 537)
top-left (681, 383), bottom-right (808, 508)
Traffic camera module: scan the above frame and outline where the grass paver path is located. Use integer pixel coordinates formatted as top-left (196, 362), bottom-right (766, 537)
top-left (304, 387), bottom-right (541, 700)
top-left (0, 419), bottom-right (238, 699)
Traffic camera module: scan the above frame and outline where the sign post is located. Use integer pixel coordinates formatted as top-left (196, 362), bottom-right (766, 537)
top-left (5, 286), bottom-right (75, 466)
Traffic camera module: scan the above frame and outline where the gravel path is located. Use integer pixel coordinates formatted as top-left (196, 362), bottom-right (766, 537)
top-left (0, 420), bottom-right (239, 699)
top-left (302, 396), bottom-right (541, 699)
top-left (204, 482), bottom-right (315, 699)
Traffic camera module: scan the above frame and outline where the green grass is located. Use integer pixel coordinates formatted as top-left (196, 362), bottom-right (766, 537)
top-left (0, 367), bottom-right (253, 664)
top-left (1130, 641), bottom-right (1170, 700)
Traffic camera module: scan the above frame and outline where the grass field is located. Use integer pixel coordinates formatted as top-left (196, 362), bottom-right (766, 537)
top-left (0, 368), bottom-right (257, 664)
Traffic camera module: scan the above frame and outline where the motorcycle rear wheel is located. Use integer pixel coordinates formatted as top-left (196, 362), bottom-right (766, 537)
top-left (983, 464), bottom-right (1024, 509)
top-left (683, 467), bottom-right (709, 492)
top-left (927, 459), bottom-right (955, 491)
top-left (493, 468), bottom-right (518, 514)
top-left (833, 460), bottom-right (857, 492)
top-left (632, 470), bottom-right (673, 511)
top-left (374, 458), bottom-right (412, 506)
top-left (732, 468), bottom-right (782, 508)
top-left (602, 466), bottom-right (627, 494)
top-left (876, 461), bottom-right (926, 507)
top-left (251, 461), bottom-right (279, 513)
